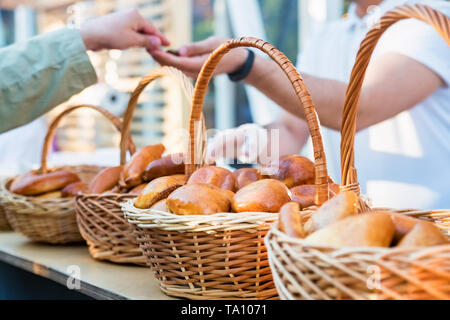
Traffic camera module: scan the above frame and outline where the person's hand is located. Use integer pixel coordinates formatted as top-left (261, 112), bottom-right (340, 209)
top-left (80, 9), bottom-right (170, 52)
top-left (150, 36), bottom-right (248, 78)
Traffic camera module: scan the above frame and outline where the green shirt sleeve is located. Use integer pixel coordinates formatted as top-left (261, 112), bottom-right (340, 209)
top-left (0, 28), bottom-right (97, 133)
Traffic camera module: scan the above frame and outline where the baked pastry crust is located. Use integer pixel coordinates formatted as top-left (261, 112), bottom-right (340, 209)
top-left (260, 155), bottom-right (315, 188)
top-left (233, 168), bottom-right (261, 190)
top-left (143, 153), bottom-right (184, 181)
top-left (166, 183), bottom-right (231, 215)
top-left (10, 170), bottom-right (80, 196)
top-left (232, 179), bottom-right (291, 213)
top-left (187, 166), bottom-right (236, 191)
top-left (134, 174), bottom-right (185, 209)
top-left (120, 144), bottom-right (165, 188)
top-left (88, 165), bottom-right (123, 194)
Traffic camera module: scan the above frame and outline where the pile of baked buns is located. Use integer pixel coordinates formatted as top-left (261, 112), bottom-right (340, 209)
top-left (279, 191), bottom-right (449, 248)
top-left (128, 148), bottom-right (339, 215)
top-left (10, 169), bottom-right (87, 198)
top-left (9, 144), bottom-right (169, 198)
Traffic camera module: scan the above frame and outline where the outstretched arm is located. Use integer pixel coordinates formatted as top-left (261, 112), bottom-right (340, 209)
top-left (0, 9), bottom-right (169, 134)
top-left (151, 37), bottom-right (443, 131)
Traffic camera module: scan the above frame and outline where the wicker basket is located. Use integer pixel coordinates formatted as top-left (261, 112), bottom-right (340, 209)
top-left (0, 104), bottom-right (127, 244)
top-left (265, 4), bottom-right (450, 300)
top-left (75, 67), bottom-right (194, 266)
top-left (0, 201), bottom-right (11, 231)
top-left (122, 38), bottom-right (331, 300)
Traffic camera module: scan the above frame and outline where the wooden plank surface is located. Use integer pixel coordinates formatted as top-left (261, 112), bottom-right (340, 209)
top-left (0, 231), bottom-right (175, 300)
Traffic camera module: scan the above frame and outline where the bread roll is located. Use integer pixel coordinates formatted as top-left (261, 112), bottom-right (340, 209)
top-left (304, 191), bottom-right (359, 234)
top-left (142, 153), bottom-right (184, 181)
top-left (187, 166), bottom-right (236, 191)
top-left (291, 183), bottom-right (340, 209)
top-left (11, 170), bottom-right (81, 196)
top-left (279, 202), bottom-right (304, 238)
top-left (259, 155), bottom-right (315, 188)
top-left (397, 221), bottom-right (448, 248)
top-left (128, 183), bottom-right (147, 195)
top-left (120, 144), bottom-right (165, 188)
top-left (150, 199), bottom-right (169, 212)
top-left (61, 181), bottom-right (88, 197)
top-left (134, 174), bottom-right (185, 209)
top-left (231, 179), bottom-right (291, 213)
top-left (233, 168), bottom-right (261, 190)
top-left (166, 183), bottom-right (231, 215)
top-left (388, 213), bottom-right (420, 244)
top-left (305, 212), bottom-right (395, 247)
top-left (88, 166), bottom-right (123, 194)
top-left (36, 191), bottom-right (63, 199)
top-left (221, 189), bottom-right (235, 203)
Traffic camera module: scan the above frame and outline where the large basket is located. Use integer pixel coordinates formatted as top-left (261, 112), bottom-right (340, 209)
top-left (266, 4), bottom-right (450, 300)
top-left (0, 104), bottom-right (128, 244)
top-left (122, 38), bottom-right (331, 300)
top-left (75, 67), bottom-right (194, 266)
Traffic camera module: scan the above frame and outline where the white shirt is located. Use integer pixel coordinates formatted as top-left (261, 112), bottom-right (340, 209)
top-left (298, 0), bottom-right (450, 209)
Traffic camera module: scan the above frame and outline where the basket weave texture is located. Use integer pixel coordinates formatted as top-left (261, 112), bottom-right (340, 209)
top-left (122, 39), bottom-right (329, 299)
top-left (0, 165), bottom-right (100, 243)
top-left (0, 201), bottom-right (11, 231)
top-left (266, 4), bottom-right (450, 300)
top-left (0, 104), bottom-right (124, 244)
top-left (75, 67), bottom-right (193, 266)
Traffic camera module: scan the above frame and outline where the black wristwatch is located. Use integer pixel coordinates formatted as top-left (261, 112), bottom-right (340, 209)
top-left (227, 49), bottom-right (255, 82)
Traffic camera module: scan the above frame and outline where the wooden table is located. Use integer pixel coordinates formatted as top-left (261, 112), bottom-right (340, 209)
top-left (0, 231), bottom-right (174, 300)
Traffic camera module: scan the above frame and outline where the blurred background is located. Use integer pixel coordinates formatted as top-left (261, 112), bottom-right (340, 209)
top-left (0, 0), bottom-right (408, 171)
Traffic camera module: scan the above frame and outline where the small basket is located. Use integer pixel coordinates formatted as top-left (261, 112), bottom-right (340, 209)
top-left (75, 67), bottom-right (195, 265)
top-left (0, 104), bottom-right (128, 244)
top-left (123, 38), bottom-right (330, 299)
top-left (266, 4), bottom-right (450, 300)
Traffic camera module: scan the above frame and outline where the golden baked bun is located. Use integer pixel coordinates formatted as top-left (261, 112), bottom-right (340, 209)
top-left (150, 199), bottom-right (169, 212)
top-left (279, 202), bottom-right (304, 238)
top-left (305, 212), bottom-right (395, 247)
top-left (134, 174), bottom-right (185, 209)
top-left (120, 144), bottom-right (165, 188)
top-left (11, 170), bottom-right (81, 196)
top-left (233, 168), bottom-right (261, 190)
top-left (388, 213), bottom-right (420, 244)
top-left (61, 181), bottom-right (88, 197)
top-left (304, 191), bottom-right (359, 235)
top-left (88, 165), bottom-right (123, 194)
top-left (142, 153), bottom-right (184, 181)
top-left (221, 189), bottom-right (235, 203)
top-left (290, 183), bottom-right (340, 209)
top-left (231, 179), bottom-right (291, 213)
top-left (128, 183), bottom-right (147, 195)
top-left (187, 166), bottom-right (236, 191)
top-left (259, 155), bottom-right (315, 188)
top-left (166, 183), bottom-right (231, 215)
top-left (36, 191), bottom-right (63, 199)
top-left (397, 221), bottom-right (448, 248)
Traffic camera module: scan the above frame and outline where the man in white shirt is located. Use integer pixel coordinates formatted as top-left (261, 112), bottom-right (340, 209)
top-left (151, 0), bottom-right (450, 209)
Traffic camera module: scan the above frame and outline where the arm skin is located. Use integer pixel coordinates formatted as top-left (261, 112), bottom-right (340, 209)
top-left (0, 9), bottom-right (169, 134)
top-left (150, 36), bottom-right (443, 160)
top-left (151, 37), bottom-right (443, 132)
top-left (245, 51), bottom-right (443, 131)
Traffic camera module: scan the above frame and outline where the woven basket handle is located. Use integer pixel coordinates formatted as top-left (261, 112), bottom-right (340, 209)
top-left (39, 104), bottom-right (136, 174)
top-left (187, 37), bottom-right (330, 206)
top-left (340, 4), bottom-right (450, 191)
top-left (119, 66), bottom-right (201, 166)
